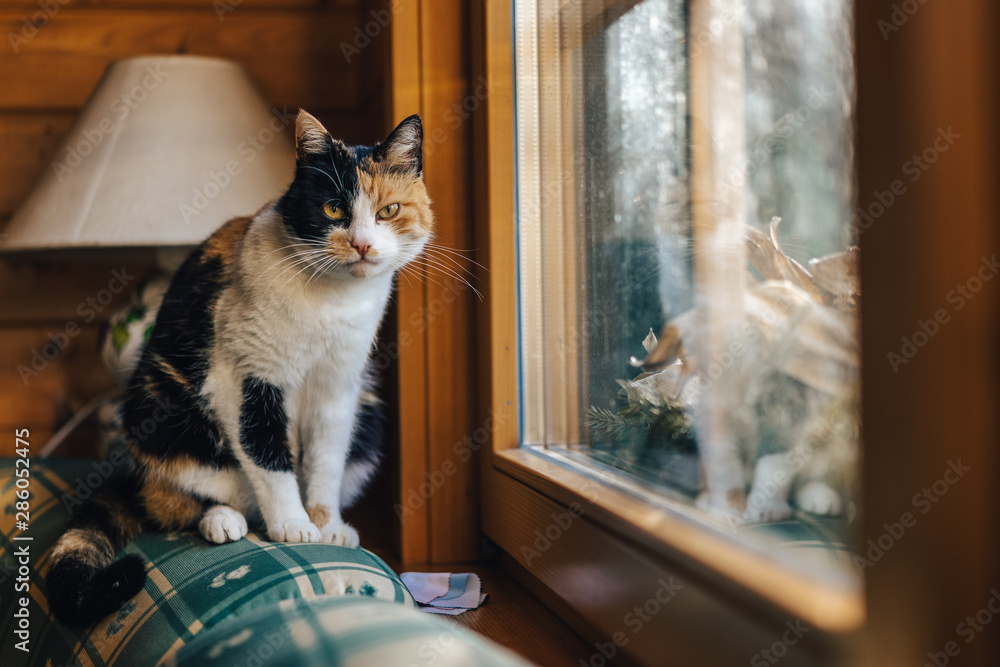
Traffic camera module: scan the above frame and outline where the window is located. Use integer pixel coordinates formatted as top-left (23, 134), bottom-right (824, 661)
top-left (478, 0), bottom-right (1000, 664)
top-left (515, 0), bottom-right (859, 585)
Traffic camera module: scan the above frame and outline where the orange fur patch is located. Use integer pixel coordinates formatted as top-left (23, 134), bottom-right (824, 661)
top-left (202, 216), bottom-right (253, 269)
top-left (129, 447), bottom-right (204, 480)
top-left (140, 477), bottom-right (203, 531)
top-left (325, 227), bottom-right (359, 264)
top-left (356, 165), bottom-right (434, 239)
top-left (306, 504), bottom-right (332, 529)
top-left (129, 449), bottom-right (230, 531)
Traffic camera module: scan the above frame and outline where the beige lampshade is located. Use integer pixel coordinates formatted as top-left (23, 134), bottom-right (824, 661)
top-left (0, 55), bottom-right (295, 254)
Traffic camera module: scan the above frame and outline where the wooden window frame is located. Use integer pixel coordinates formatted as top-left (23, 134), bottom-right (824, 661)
top-left (470, 0), bottom-right (1000, 665)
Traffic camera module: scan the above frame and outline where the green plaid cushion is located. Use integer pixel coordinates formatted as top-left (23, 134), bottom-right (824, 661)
top-left (0, 459), bottom-right (414, 667)
top-left (168, 595), bottom-right (534, 667)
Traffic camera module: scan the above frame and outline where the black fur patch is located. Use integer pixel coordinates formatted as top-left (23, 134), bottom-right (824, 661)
top-left (240, 377), bottom-right (293, 471)
top-left (348, 399), bottom-right (385, 466)
top-left (123, 243), bottom-right (235, 468)
top-left (47, 480), bottom-right (147, 626)
top-left (69, 477), bottom-right (145, 543)
top-left (277, 139), bottom-right (363, 243)
top-left (47, 554), bottom-right (147, 627)
top-left (371, 114), bottom-right (424, 174)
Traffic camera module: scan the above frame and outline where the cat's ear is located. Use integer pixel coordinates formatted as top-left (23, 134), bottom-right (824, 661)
top-left (375, 115), bottom-right (423, 174)
top-left (294, 110), bottom-right (330, 160)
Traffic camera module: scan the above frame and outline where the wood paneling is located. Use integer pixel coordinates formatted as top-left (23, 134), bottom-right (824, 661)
top-left (0, 10), bottom-right (364, 111)
top-left (420, 0), bottom-right (477, 564)
top-left (1, 1), bottom-right (339, 9)
top-left (390, 0), bottom-right (430, 563)
top-left (856, 1), bottom-right (1000, 666)
top-left (0, 113), bottom-right (75, 218)
top-left (391, 0), bottom-right (480, 563)
top-left (0, 260), bottom-right (152, 324)
top-left (0, 324), bottom-right (117, 459)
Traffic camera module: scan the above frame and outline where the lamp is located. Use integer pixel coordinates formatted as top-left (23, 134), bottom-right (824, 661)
top-left (0, 55), bottom-right (295, 262)
top-left (2, 55), bottom-right (297, 457)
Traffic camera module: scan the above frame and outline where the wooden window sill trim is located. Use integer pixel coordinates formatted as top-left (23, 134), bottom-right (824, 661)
top-left (491, 447), bottom-right (864, 636)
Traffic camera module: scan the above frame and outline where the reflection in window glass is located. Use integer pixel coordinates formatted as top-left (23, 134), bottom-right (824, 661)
top-left (516, 0), bottom-right (858, 583)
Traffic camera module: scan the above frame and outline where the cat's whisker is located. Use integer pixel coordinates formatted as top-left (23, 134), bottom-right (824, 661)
top-left (259, 242), bottom-right (322, 259)
top-left (395, 268), bottom-right (414, 289)
top-left (399, 265), bottom-right (457, 294)
top-left (423, 243), bottom-right (489, 272)
top-left (247, 253), bottom-right (326, 293)
top-left (304, 255), bottom-right (344, 288)
top-left (326, 144), bottom-right (347, 195)
top-left (250, 249), bottom-right (332, 295)
top-left (281, 253), bottom-right (334, 289)
top-left (256, 250), bottom-right (333, 294)
top-left (415, 257), bottom-right (484, 300)
top-left (420, 247), bottom-right (479, 277)
top-left (301, 165), bottom-right (340, 188)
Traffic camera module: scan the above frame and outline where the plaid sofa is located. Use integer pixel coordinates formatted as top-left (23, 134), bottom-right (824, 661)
top-left (0, 459), bottom-right (531, 667)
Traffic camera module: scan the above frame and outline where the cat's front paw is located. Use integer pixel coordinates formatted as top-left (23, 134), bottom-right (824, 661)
top-left (199, 505), bottom-right (248, 544)
top-left (319, 521), bottom-right (360, 548)
top-left (268, 519), bottom-right (321, 543)
top-left (744, 498), bottom-right (793, 523)
top-left (795, 481), bottom-right (843, 516)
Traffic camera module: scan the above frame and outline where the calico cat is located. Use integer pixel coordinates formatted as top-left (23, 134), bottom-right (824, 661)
top-left (45, 111), bottom-right (433, 626)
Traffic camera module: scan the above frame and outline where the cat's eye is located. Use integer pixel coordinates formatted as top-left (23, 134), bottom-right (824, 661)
top-left (376, 203), bottom-right (401, 220)
top-left (323, 202), bottom-right (346, 220)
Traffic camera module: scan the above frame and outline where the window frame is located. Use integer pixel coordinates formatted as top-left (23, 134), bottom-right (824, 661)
top-left (475, 1), bottom-right (863, 664)
top-left (472, 1), bottom-right (1000, 665)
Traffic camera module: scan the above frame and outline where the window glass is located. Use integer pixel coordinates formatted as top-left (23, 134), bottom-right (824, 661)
top-left (516, 0), bottom-right (859, 584)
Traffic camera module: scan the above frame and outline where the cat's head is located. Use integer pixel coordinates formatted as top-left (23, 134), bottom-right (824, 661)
top-left (276, 111), bottom-right (433, 279)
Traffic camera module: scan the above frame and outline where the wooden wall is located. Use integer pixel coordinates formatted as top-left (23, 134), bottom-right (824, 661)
top-left (0, 0), bottom-right (387, 458)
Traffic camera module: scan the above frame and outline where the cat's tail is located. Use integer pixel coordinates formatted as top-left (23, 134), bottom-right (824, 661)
top-left (45, 476), bottom-right (147, 626)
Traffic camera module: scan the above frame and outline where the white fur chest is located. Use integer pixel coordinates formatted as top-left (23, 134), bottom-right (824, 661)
top-left (215, 272), bottom-right (392, 388)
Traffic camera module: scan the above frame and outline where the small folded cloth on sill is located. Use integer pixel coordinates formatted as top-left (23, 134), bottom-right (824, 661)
top-left (400, 572), bottom-right (488, 615)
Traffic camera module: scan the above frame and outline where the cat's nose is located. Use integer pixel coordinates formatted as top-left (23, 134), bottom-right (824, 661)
top-left (352, 241), bottom-right (371, 259)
